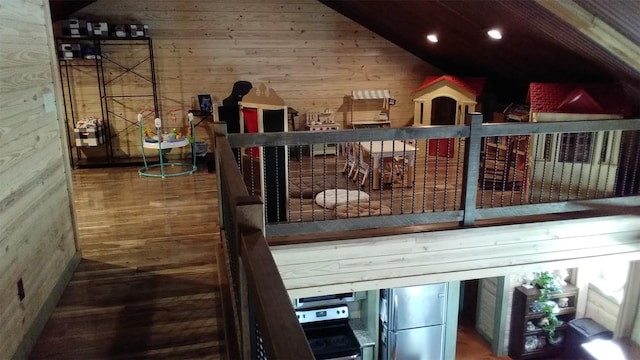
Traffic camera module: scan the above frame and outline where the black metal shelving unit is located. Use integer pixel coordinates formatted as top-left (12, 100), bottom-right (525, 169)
top-left (57, 36), bottom-right (159, 168)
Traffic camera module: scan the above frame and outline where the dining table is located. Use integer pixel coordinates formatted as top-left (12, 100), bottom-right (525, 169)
top-left (359, 140), bottom-right (417, 190)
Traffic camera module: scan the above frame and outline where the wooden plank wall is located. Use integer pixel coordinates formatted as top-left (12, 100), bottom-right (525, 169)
top-left (585, 284), bottom-right (620, 331)
top-left (633, 302), bottom-right (640, 344)
top-left (0, 0), bottom-right (78, 358)
top-left (476, 277), bottom-right (498, 342)
top-left (65, 0), bottom-right (438, 159)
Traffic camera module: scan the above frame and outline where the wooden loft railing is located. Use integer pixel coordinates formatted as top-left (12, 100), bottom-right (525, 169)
top-left (214, 132), bottom-right (314, 360)
top-left (214, 114), bottom-right (640, 359)
top-left (223, 113), bottom-right (640, 237)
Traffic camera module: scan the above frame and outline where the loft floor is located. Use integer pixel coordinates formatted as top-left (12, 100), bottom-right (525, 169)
top-left (29, 167), bottom-right (224, 359)
top-left (28, 166), bottom-right (639, 359)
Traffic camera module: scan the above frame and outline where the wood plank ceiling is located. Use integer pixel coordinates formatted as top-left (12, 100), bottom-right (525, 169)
top-left (319, 0), bottom-right (640, 105)
top-left (49, 0), bottom-right (640, 107)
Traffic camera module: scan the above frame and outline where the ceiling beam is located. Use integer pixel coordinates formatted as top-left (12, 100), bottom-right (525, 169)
top-left (536, 0), bottom-right (640, 76)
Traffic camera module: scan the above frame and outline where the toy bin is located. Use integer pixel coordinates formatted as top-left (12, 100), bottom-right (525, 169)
top-left (194, 141), bottom-right (208, 157)
top-left (74, 125), bottom-right (105, 147)
top-left (566, 318), bottom-right (613, 358)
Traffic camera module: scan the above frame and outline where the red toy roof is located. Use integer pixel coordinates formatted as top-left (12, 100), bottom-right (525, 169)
top-left (527, 82), bottom-right (631, 116)
top-left (413, 75), bottom-right (486, 97)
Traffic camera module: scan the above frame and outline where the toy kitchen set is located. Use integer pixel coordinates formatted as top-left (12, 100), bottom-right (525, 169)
top-left (306, 110), bottom-right (340, 156)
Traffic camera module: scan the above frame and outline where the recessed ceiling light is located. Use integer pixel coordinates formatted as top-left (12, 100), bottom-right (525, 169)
top-left (426, 34), bottom-right (438, 43)
top-left (487, 29), bottom-right (502, 40)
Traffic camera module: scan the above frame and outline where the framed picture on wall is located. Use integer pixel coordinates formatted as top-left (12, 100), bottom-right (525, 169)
top-left (198, 94), bottom-right (213, 113)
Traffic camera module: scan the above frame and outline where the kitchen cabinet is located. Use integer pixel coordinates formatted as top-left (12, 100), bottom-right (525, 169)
top-left (509, 284), bottom-right (579, 359)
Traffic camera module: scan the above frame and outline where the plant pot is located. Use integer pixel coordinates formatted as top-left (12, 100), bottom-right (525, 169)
top-left (530, 300), bottom-right (545, 313)
top-left (548, 332), bottom-right (564, 346)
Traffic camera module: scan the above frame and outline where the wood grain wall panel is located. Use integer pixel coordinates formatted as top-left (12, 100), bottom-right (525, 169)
top-left (0, 16), bottom-right (50, 37)
top-left (501, 275), bottom-right (524, 354)
top-left (68, 0), bottom-right (438, 153)
top-left (0, 64), bottom-right (53, 93)
top-left (585, 286), bottom-right (620, 331)
top-left (0, 1), bottom-right (46, 24)
top-left (0, 0), bottom-right (77, 357)
top-left (0, 125), bottom-right (64, 196)
top-left (271, 216), bottom-right (640, 297)
top-left (0, 44), bottom-right (51, 67)
top-left (633, 302), bottom-right (640, 344)
top-left (476, 278), bottom-right (498, 341)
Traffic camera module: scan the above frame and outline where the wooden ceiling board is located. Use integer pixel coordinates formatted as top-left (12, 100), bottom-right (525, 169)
top-left (320, 0), bottom-right (640, 104)
top-left (49, 0), bottom-right (97, 21)
top-left (49, 0), bottom-right (640, 106)
top-left (575, 0), bottom-right (640, 45)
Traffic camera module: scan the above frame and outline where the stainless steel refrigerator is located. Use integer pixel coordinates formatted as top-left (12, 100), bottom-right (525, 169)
top-left (379, 283), bottom-right (448, 360)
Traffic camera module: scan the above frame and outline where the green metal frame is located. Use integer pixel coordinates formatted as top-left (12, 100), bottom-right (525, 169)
top-left (138, 111), bottom-right (197, 178)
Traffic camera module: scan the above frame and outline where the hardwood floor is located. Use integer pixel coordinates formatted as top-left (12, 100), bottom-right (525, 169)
top-left (29, 167), bottom-right (224, 359)
top-left (28, 165), bottom-right (512, 360)
top-left (456, 321), bottom-right (511, 360)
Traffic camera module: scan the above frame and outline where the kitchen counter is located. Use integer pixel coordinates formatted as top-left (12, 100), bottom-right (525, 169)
top-left (350, 318), bottom-right (376, 347)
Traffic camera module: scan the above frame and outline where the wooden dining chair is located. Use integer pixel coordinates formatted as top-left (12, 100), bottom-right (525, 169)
top-left (383, 156), bottom-right (409, 185)
top-left (382, 140), bottom-right (414, 185)
top-left (352, 143), bottom-right (371, 187)
top-left (342, 142), bottom-right (358, 178)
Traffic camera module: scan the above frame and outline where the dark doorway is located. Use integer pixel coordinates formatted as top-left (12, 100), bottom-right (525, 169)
top-left (429, 96), bottom-right (457, 157)
top-left (459, 279), bottom-right (479, 324)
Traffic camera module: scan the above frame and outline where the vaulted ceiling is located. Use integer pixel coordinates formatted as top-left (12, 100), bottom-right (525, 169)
top-left (320, 0), bottom-right (640, 106)
top-left (49, 0), bottom-right (640, 108)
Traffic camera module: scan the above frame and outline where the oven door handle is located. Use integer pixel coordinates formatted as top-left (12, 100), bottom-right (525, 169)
top-left (332, 355), bottom-right (360, 360)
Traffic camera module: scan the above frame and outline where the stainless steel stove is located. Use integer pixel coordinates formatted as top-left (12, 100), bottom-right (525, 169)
top-left (296, 305), bottom-right (361, 360)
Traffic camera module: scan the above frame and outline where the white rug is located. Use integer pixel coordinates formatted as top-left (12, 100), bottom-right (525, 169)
top-left (315, 189), bottom-right (370, 209)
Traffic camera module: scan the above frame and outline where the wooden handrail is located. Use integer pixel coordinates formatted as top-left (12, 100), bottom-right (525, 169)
top-left (216, 128), bottom-right (313, 360)
top-left (217, 135), bottom-right (250, 200)
top-left (240, 228), bottom-right (315, 360)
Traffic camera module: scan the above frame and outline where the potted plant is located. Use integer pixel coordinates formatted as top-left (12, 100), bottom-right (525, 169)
top-left (532, 271), bottom-right (564, 345)
top-left (532, 271), bottom-right (561, 301)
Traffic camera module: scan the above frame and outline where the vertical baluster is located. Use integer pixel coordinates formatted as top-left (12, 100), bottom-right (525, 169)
top-left (479, 138), bottom-right (488, 208)
top-left (602, 131), bottom-right (622, 198)
top-left (520, 135), bottom-right (531, 205)
top-left (409, 139), bottom-right (417, 214)
top-left (322, 143), bottom-right (327, 221)
top-left (432, 139), bottom-right (440, 212)
top-left (536, 134), bottom-right (549, 203)
top-left (443, 138), bottom-right (451, 211)
top-left (628, 132), bottom-right (640, 195)
top-left (422, 139), bottom-right (430, 213)
top-left (548, 134), bottom-right (560, 202)
top-left (454, 138), bottom-right (463, 210)
top-left (298, 145), bottom-right (303, 222)
top-left (556, 133), bottom-right (570, 201)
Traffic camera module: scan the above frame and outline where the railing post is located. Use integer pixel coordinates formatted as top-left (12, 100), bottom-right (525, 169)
top-left (236, 200), bottom-right (265, 360)
top-left (461, 113), bottom-right (483, 226)
top-left (214, 122), bottom-right (228, 230)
